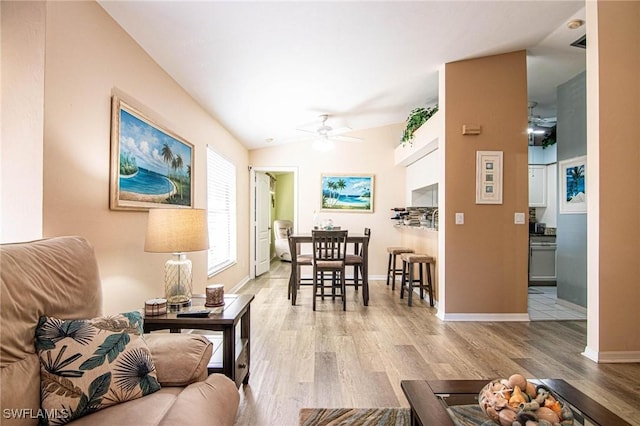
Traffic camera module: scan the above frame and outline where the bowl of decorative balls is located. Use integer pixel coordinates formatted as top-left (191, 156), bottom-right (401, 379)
top-left (478, 374), bottom-right (574, 426)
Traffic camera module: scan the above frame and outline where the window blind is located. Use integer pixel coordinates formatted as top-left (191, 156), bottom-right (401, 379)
top-left (206, 147), bottom-right (237, 275)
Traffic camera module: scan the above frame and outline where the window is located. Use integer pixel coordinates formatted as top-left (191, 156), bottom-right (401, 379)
top-left (207, 147), bottom-right (237, 275)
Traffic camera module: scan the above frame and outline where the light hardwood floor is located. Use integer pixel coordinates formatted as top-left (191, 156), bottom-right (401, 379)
top-left (234, 260), bottom-right (640, 425)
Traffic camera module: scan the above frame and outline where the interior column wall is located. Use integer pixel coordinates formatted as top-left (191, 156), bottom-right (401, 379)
top-left (585, 0), bottom-right (640, 362)
top-left (442, 51), bottom-right (529, 317)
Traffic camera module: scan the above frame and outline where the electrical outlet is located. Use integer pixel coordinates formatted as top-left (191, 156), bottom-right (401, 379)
top-left (514, 212), bottom-right (526, 224)
top-left (455, 212), bottom-right (464, 225)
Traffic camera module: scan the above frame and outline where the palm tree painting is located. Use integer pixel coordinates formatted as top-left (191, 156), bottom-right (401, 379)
top-left (321, 175), bottom-right (374, 212)
top-left (566, 165), bottom-right (585, 202)
top-left (560, 156), bottom-right (587, 214)
top-left (111, 97), bottom-right (194, 210)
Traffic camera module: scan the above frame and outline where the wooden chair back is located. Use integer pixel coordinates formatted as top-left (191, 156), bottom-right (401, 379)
top-left (312, 230), bottom-right (348, 264)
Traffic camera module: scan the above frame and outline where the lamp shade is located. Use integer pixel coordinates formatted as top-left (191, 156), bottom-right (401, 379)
top-left (145, 208), bottom-right (209, 253)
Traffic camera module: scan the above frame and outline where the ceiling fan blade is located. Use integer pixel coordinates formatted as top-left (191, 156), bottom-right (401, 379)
top-left (295, 128), bottom-right (318, 135)
top-left (288, 114), bottom-right (363, 145)
top-left (326, 126), bottom-right (353, 136)
top-left (329, 134), bottom-right (363, 143)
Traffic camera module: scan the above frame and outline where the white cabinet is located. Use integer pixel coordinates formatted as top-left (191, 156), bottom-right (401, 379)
top-left (529, 165), bottom-right (547, 207)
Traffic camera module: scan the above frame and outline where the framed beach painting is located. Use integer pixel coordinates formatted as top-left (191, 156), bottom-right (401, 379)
top-left (321, 174), bottom-right (374, 212)
top-left (475, 151), bottom-right (503, 204)
top-left (110, 96), bottom-right (194, 211)
top-left (559, 155), bottom-right (586, 214)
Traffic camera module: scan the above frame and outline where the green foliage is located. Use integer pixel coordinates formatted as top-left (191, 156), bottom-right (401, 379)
top-left (119, 152), bottom-right (138, 176)
top-left (79, 333), bottom-right (131, 370)
top-left (541, 125), bottom-right (556, 148)
top-left (401, 105), bottom-right (439, 146)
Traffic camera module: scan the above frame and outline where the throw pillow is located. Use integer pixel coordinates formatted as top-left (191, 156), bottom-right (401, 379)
top-left (35, 311), bottom-right (160, 425)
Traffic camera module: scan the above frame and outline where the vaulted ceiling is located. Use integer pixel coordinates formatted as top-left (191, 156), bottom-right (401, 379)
top-left (99, 1), bottom-right (586, 150)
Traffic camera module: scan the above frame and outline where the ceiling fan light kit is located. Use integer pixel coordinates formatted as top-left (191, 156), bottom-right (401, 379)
top-left (293, 114), bottom-right (363, 150)
top-left (527, 101), bottom-right (557, 147)
top-left (312, 137), bottom-right (335, 152)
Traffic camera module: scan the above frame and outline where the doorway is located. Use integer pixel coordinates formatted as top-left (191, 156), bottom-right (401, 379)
top-left (249, 166), bottom-right (298, 279)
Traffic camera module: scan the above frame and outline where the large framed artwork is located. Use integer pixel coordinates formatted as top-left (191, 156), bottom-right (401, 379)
top-left (559, 155), bottom-right (586, 214)
top-left (475, 151), bottom-right (503, 204)
top-left (320, 174), bottom-right (374, 212)
top-left (110, 96), bottom-right (194, 211)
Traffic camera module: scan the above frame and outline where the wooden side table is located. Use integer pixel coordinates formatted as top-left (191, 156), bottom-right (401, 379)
top-left (143, 293), bottom-right (255, 388)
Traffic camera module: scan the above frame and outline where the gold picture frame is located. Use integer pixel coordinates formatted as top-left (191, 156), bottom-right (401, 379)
top-left (110, 96), bottom-right (194, 211)
top-left (320, 174), bottom-right (374, 212)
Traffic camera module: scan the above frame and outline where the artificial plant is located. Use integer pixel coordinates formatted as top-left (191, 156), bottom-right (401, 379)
top-left (541, 125), bottom-right (556, 148)
top-left (401, 105), bottom-right (439, 146)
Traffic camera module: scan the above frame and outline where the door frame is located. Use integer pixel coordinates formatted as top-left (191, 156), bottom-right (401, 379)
top-left (249, 166), bottom-right (298, 279)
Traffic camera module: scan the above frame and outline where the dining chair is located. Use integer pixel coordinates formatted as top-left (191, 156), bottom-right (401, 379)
top-left (345, 228), bottom-right (371, 290)
top-left (311, 229), bottom-right (348, 311)
top-left (287, 228), bottom-right (313, 300)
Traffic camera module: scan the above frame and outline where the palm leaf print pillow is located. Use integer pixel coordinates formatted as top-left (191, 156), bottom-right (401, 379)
top-left (35, 311), bottom-right (160, 425)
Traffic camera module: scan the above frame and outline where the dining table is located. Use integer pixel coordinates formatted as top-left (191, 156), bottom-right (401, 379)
top-left (288, 232), bottom-right (370, 307)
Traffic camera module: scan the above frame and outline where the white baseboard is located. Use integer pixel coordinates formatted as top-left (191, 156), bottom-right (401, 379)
top-left (230, 275), bottom-right (251, 293)
top-left (582, 346), bottom-right (640, 363)
top-left (367, 274), bottom-right (388, 281)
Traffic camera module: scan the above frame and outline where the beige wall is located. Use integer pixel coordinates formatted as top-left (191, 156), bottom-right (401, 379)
top-left (41, 2), bottom-right (249, 313)
top-left (1, 1), bottom-right (45, 243)
top-left (249, 123), bottom-right (406, 278)
top-left (585, 1), bottom-right (640, 360)
top-left (442, 51), bottom-right (529, 315)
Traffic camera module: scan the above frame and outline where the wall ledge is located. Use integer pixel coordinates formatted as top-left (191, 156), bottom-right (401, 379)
top-left (394, 110), bottom-right (442, 166)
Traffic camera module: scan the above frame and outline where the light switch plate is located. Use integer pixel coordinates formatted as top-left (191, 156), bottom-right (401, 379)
top-left (514, 212), bottom-right (526, 224)
top-left (455, 212), bottom-right (464, 225)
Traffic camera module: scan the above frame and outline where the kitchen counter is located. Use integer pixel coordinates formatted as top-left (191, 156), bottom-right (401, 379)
top-left (394, 224), bottom-right (438, 232)
top-left (530, 234), bottom-right (556, 240)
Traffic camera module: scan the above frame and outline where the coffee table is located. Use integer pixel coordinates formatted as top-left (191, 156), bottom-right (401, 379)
top-left (143, 293), bottom-right (254, 388)
top-left (401, 379), bottom-right (631, 426)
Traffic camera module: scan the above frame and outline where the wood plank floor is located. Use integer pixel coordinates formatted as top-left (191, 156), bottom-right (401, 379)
top-left (234, 260), bottom-right (640, 425)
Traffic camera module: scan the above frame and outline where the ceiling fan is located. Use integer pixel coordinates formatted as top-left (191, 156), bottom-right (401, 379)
top-left (527, 101), bottom-right (556, 146)
top-left (295, 114), bottom-right (363, 151)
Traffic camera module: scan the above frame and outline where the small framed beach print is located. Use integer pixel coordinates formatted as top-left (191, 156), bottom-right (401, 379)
top-left (559, 155), bottom-right (586, 214)
top-left (110, 96), bottom-right (194, 211)
top-left (476, 151), bottom-right (503, 204)
top-left (320, 174), bottom-right (374, 212)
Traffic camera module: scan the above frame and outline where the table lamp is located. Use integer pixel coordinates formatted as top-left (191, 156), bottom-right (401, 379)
top-left (145, 208), bottom-right (209, 310)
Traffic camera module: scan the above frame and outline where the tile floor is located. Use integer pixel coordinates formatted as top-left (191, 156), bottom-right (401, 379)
top-left (528, 286), bottom-right (587, 321)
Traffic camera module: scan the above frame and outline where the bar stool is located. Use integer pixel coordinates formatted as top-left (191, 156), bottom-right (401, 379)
top-left (386, 247), bottom-right (414, 290)
top-left (400, 253), bottom-right (434, 307)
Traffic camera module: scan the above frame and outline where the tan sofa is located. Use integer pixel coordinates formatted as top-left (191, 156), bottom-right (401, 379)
top-left (0, 236), bottom-right (239, 425)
